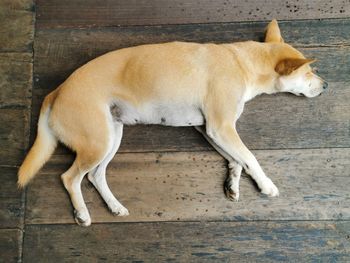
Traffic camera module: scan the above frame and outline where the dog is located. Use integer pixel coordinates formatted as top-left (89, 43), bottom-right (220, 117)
top-left (18, 20), bottom-right (328, 226)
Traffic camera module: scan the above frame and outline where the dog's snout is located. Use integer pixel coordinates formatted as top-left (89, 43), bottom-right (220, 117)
top-left (322, 81), bottom-right (329, 90)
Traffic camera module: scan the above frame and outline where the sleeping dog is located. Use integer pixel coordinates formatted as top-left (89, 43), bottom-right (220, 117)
top-left (18, 20), bottom-right (327, 226)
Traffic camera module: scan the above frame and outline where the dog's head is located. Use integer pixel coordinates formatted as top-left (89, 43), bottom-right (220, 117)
top-left (266, 19), bottom-right (328, 98)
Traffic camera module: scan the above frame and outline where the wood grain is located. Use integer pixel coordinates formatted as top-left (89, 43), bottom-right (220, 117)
top-left (25, 148), bottom-right (350, 224)
top-left (0, 0), bottom-right (34, 52)
top-left (0, 229), bottom-right (21, 263)
top-left (0, 53), bottom-right (32, 107)
top-left (0, 109), bottom-right (30, 166)
top-left (36, 0), bottom-right (350, 28)
top-left (23, 221), bottom-right (350, 262)
top-left (0, 167), bottom-right (24, 228)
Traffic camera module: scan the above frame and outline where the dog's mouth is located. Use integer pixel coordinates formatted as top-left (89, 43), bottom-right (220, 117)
top-left (303, 90), bottom-right (325, 98)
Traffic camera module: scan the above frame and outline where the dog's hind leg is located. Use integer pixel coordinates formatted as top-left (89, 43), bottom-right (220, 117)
top-left (61, 137), bottom-right (113, 226)
top-left (55, 104), bottom-right (116, 226)
top-left (87, 122), bottom-right (129, 216)
top-left (61, 161), bottom-right (93, 226)
top-left (195, 126), bottom-right (242, 201)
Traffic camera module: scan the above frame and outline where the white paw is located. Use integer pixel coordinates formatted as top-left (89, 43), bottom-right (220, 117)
top-left (74, 209), bottom-right (91, 227)
top-left (224, 177), bottom-right (240, 201)
top-left (259, 178), bottom-right (279, 197)
top-left (109, 202), bottom-right (129, 216)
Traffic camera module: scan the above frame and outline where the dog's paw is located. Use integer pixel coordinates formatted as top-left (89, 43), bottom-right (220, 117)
top-left (224, 177), bottom-right (239, 201)
top-left (259, 178), bottom-right (279, 197)
top-left (74, 209), bottom-right (91, 227)
top-left (109, 203), bottom-right (129, 216)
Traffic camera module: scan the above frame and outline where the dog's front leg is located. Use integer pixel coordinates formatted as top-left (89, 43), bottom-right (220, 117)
top-left (205, 123), bottom-right (279, 197)
top-left (195, 126), bottom-right (242, 201)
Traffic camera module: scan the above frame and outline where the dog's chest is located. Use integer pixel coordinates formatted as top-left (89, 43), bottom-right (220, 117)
top-left (111, 101), bottom-right (204, 126)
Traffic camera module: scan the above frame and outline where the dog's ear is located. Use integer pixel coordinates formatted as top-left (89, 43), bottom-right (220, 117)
top-left (275, 58), bottom-right (316, 75)
top-left (265, 19), bottom-right (284, 43)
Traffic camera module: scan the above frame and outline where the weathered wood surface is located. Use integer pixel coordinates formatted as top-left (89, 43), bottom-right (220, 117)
top-left (26, 148), bottom-right (350, 224)
top-left (36, 0), bottom-right (350, 28)
top-left (0, 53), bottom-right (32, 107)
top-left (0, 167), bottom-right (23, 228)
top-left (23, 221), bottom-right (350, 262)
top-left (0, 0), bottom-right (34, 52)
top-left (0, 229), bottom-right (21, 263)
top-left (0, 109), bottom-right (30, 166)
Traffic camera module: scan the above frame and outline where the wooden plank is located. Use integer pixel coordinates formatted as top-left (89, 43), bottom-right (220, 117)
top-left (36, 0), bottom-right (350, 28)
top-left (0, 0), bottom-right (34, 52)
top-left (0, 109), bottom-right (30, 166)
top-left (33, 20), bottom-right (350, 83)
top-left (0, 53), bottom-right (32, 107)
top-left (0, 229), bottom-right (21, 263)
top-left (23, 221), bottom-right (350, 262)
top-left (31, 80), bottom-right (350, 154)
top-left (0, 167), bottom-right (24, 228)
top-left (31, 78), bottom-right (350, 152)
top-left (25, 148), bottom-right (350, 224)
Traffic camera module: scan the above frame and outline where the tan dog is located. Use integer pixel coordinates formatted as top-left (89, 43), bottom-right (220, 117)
top-left (18, 20), bottom-right (327, 226)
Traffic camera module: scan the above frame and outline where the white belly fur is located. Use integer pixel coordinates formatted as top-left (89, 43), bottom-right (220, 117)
top-left (111, 100), bottom-right (205, 126)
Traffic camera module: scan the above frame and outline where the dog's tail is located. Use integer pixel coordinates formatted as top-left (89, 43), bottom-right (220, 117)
top-left (18, 89), bottom-right (59, 188)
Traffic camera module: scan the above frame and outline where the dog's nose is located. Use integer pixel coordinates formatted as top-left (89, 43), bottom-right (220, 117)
top-left (323, 81), bottom-right (329, 90)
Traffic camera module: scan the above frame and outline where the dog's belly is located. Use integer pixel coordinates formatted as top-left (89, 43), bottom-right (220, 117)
top-left (111, 101), bottom-right (204, 126)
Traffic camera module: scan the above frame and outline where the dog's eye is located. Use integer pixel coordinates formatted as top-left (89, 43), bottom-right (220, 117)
top-left (312, 67), bottom-right (319, 74)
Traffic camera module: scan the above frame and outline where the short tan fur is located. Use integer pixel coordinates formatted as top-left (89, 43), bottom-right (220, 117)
top-left (18, 20), bottom-right (327, 226)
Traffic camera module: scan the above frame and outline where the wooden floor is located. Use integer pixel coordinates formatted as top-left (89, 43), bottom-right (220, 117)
top-left (1, 0), bottom-right (350, 262)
